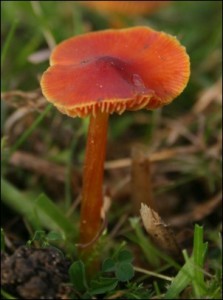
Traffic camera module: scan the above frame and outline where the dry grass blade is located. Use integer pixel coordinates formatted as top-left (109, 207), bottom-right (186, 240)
top-left (131, 144), bottom-right (155, 213)
top-left (1, 89), bottom-right (46, 110)
top-left (168, 192), bottom-right (222, 227)
top-left (4, 108), bottom-right (36, 137)
top-left (193, 78), bottom-right (222, 113)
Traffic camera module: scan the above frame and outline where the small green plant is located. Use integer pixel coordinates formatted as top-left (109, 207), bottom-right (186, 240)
top-left (102, 249), bottom-right (134, 282)
top-left (27, 230), bottom-right (63, 248)
top-left (68, 248), bottom-right (149, 298)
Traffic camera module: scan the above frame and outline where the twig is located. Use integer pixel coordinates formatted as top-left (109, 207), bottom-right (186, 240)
top-left (134, 266), bottom-right (172, 281)
top-left (104, 146), bottom-right (199, 170)
top-left (168, 192), bottom-right (222, 227)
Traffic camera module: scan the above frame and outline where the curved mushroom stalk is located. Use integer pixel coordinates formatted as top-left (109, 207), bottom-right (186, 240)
top-left (79, 111), bottom-right (109, 257)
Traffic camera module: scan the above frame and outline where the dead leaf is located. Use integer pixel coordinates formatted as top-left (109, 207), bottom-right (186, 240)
top-left (140, 203), bottom-right (182, 258)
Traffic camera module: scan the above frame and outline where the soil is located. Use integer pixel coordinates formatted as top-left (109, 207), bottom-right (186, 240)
top-left (1, 246), bottom-right (72, 299)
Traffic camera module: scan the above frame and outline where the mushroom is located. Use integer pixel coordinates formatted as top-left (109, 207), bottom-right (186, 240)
top-left (79, 1), bottom-right (170, 29)
top-left (80, 1), bottom-right (169, 16)
top-left (40, 27), bottom-right (190, 260)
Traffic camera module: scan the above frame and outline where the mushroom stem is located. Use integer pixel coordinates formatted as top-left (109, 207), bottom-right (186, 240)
top-left (79, 110), bottom-right (109, 259)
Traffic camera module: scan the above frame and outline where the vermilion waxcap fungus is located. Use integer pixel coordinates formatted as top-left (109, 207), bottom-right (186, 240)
top-left (41, 27), bottom-right (190, 261)
top-left (41, 27), bottom-right (189, 118)
top-left (80, 1), bottom-right (169, 16)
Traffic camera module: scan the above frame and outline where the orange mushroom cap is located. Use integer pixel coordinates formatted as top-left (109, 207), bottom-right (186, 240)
top-left (80, 1), bottom-right (169, 16)
top-left (41, 27), bottom-right (190, 118)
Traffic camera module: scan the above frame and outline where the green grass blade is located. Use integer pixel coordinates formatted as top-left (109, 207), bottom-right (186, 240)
top-left (35, 193), bottom-right (75, 238)
top-left (129, 218), bottom-right (161, 267)
top-left (1, 178), bottom-right (76, 239)
top-left (164, 225), bottom-right (208, 299)
top-left (1, 289), bottom-right (17, 300)
top-left (192, 224), bottom-right (207, 297)
top-left (164, 253), bottom-right (193, 299)
top-left (1, 177), bottom-right (39, 226)
top-left (65, 133), bottom-right (80, 210)
top-left (30, 1), bottom-right (55, 49)
top-left (129, 218), bottom-right (180, 269)
top-left (1, 228), bottom-right (5, 252)
top-left (9, 104), bottom-right (52, 154)
top-left (1, 20), bottom-right (18, 67)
